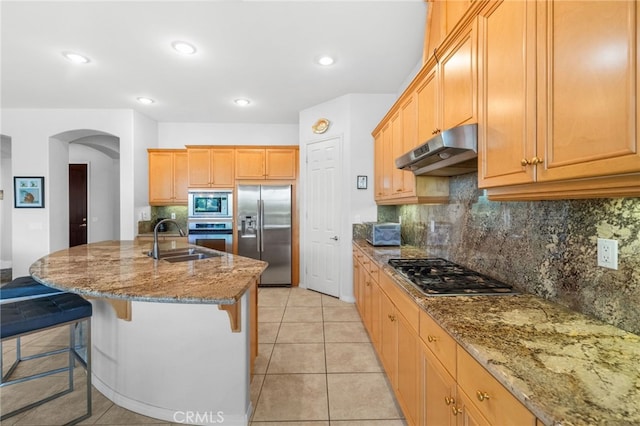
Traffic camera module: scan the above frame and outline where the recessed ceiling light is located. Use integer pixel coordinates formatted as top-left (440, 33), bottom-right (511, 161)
top-left (137, 97), bottom-right (155, 105)
top-left (62, 51), bottom-right (90, 64)
top-left (171, 41), bottom-right (197, 55)
top-left (317, 55), bottom-right (335, 66)
top-left (234, 98), bottom-right (251, 107)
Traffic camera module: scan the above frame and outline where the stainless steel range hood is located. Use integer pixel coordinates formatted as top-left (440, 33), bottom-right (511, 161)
top-left (395, 123), bottom-right (478, 176)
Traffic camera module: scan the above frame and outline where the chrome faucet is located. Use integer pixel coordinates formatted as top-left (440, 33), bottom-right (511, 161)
top-left (152, 219), bottom-right (186, 259)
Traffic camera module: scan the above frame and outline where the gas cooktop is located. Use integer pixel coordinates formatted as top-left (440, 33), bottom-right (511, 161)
top-left (388, 258), bottom-right (518, 296)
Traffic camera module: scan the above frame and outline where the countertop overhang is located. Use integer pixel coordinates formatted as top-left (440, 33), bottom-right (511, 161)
top-left (29, 240), bottom-right (267, 305)
top-left (354, 239), bottom-right (640, 425)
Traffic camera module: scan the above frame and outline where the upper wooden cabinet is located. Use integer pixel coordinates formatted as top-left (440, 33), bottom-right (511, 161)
top-left (186, 147), bottom-right (235, 188)
top-left (423, 0), bottom-right (474, 64)
top-left (477, 0), bottom-right (537, 188)
top-left (148, 149), bottom-right (188, 206)
top-left (235, 147), bottom-right (298, 180)
top-left (480, 0), bottom-right (640, 200)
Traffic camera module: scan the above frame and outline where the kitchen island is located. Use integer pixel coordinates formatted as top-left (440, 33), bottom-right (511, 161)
top-left (354, 239), bottom-right (640, 425)
top-left (29, 240), bottom-right (267, 426)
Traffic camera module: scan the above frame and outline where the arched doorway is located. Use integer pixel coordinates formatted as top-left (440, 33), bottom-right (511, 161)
top-left (1, 135), bottom-right (12, 283)
top-left (49, 129), bottom-right (120, 250)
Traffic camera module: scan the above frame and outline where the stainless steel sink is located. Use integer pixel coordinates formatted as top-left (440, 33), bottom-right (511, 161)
top-left (147, 248), bottom-right (222, 262)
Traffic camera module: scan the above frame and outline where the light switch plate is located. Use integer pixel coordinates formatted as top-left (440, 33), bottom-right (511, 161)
top-left (597, 238), bottom-right (618, 270)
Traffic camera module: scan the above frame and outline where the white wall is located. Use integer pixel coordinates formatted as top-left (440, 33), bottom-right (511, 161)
top-left (0, 136), bottom-right (12, 269)
top-left (0, 109), bottom-right (153, 276)
top-left (158, 123), bottom-right (299, 148)
top-left (133, 112), bottom-right (157, 227)
top-left (298, 93), bottom-right (395, 301)
top-left (69, 143), bottom-right (120, 243)
top-left (49, 137), bottom-right (70, 251)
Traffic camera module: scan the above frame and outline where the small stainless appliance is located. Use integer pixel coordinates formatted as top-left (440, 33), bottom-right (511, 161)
top-left (187, 219), bottom-right (233, 253)
top-left (188, 189), bottom-right (232, 218)
top-left (237, 184), bottom-right (292, 286)
top-left (364, 222), bottom-right (401, 246)
top-left (388, 258), bottom-right (518, 296)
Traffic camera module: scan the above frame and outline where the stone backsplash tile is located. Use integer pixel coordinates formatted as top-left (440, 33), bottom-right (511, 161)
top-left (375, 174), bottom-right (640, 334)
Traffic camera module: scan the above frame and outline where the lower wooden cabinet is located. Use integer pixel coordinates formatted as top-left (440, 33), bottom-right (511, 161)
top-left (421, 342), bottom-right (457, 426)
top-left (457, 349), bottom-right (535, 426)
top-left (352, 247), bottom-right (539, 426)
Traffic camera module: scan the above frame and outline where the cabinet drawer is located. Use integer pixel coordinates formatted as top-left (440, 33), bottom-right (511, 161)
top-left (457, 349), bottom-right (535, 426)
top-left (379, 272), bottom-right (419, 333)
top-left (419, 310), bottom-right (457, 377)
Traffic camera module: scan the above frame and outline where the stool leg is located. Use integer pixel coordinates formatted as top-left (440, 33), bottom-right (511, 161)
top-left (69, 324), bottom-right (75, 391)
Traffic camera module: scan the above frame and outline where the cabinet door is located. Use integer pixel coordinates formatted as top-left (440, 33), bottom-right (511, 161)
top-left (455, 388), bottom-right (491, 426)
top-left (440, 22), bottom-right (476, 130)
top-left (173, 151), bottom-right (189, 203)
top-left (149, 151), bottom-right (175, 204)
top-left (210, 148), bottom-right (235, 187)
top-left (536, 0), bottom-right (640, 181)
top-left (391, 111), bottom-right (407, 196)
top-left (379, 292), bottom-right (398, 387)
top-left (478, 0), bottom-right (537, 188)
top-left (370, 278), bottom-right (381, 351)
top-left (373, 131), bottom-right (385, 201)
top-left (381, 123), bottom-right (393, 199)
top-left (401, 96), bottom-right (417, 196)
top-left (236, 149), bottom-right (266, 179)
top-left (417, 66), bottom-right (439, 142)
top-left (397, 312), bottom-right (420, 426)
top-left (353, 253), bottom-right (362, 316)
top-left (187, 148), bottom-right (213, 188)
top-left (422, 344), bottom-right (456, 426)
top-left (265, 148), bottom-right (297, 179)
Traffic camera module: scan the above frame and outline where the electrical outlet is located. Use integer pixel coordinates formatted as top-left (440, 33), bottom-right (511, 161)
top-left (171, 212), bottom-right (176, 219)
top-left (597, 238), bottom-right (618, 270)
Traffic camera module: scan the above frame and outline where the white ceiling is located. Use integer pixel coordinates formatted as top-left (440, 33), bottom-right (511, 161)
top-left (1, 0), bottom-right (427, 124)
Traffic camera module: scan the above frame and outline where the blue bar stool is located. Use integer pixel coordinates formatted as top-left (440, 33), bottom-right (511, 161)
top-left (0, 292), bottom-right (92, 425)
top-left (0, 276), bottom-right (64, 302)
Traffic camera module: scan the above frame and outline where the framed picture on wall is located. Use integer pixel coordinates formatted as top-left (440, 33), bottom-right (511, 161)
top-left (14, 177), bottom-right (45, 208)
top-left (357, 175), bottom-right (368, 189)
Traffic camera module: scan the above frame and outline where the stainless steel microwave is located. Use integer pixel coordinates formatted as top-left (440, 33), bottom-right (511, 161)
top-left (188, 190), bottom-right (232, 218)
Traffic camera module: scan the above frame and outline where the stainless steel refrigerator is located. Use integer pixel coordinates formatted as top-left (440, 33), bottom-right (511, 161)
top-left (237, 185), bottom-right (292, 286)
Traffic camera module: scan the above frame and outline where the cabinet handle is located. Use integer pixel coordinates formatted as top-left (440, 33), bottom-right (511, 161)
top-left (444, 396), bottom-right (455, 406)
top-left (521, 157), bottom-right (544, 166)
top-left (388, 314), bottom-right (396, 322)
top-left (452, 406), bottom-right (463, 416)
top-left (476, 390), bottom-right (490, 402)
top-left (396, 189), bottom-right (403, 192)
top-left (427, 335), bottom-right (437, 343)
top-left (431, 128), bottom-right (441, 135)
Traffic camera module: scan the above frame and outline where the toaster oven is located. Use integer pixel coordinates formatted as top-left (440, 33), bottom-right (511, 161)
top-left (364, 222), bottom-right (401, 246)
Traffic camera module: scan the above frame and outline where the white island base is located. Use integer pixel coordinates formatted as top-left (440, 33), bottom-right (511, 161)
top-left (90, 292), bottom-right (251, 426)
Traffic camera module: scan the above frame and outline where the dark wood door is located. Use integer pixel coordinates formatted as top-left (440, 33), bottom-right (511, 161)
top-left (69, 164), bottom-right (87, 247)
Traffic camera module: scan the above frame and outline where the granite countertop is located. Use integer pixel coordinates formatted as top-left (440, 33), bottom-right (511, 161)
top-left (29, 240), bottom-right (267, 304)
top-left (353, 239), bottom-right (640, 426)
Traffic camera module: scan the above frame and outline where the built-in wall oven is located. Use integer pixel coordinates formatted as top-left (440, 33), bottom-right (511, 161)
top-left (187, 219), bottom-right (233, 253)
top-left (188, 189), bottom-right (234, 253)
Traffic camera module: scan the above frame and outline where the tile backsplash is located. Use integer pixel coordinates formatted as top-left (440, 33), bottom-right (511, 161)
top-left (370, 174), bottom-right (640, 335)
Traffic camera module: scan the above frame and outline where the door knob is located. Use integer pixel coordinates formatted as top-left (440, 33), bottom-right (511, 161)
top-left (330, 236), bottom-right (339, 241)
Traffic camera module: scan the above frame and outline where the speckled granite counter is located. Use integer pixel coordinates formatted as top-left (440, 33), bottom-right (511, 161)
top-left (354, 239), bottom-right (640, 426)
top-left (29, 240), bottom-right (267, 304)
top-left (28, 240), bottom-right (267, 425)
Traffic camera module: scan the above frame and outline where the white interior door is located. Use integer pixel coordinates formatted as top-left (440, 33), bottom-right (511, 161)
top-left (305, 137), bottom-right (341, 297)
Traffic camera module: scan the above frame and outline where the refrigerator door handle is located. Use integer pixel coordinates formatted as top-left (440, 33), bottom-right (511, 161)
top-left (256, 200), bottom-right (261, 252)
top-left (260, 199), bottom-right (265, 252)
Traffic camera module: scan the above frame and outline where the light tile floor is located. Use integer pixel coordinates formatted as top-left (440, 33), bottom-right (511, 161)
top-left (1, 287), bottom-right (405, 425)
